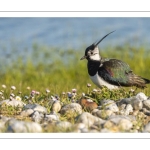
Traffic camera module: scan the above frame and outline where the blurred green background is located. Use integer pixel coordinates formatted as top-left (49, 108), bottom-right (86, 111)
top-left (0, 18), bottom-right (150, 96)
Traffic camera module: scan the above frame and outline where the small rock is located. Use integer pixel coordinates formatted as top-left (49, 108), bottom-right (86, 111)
top-left (132, 99), bottom-right (143, 110)
top-left (20, 109), bottom-right (34, 117)
top-left (143, 122), bottom-right (150, 132)
top-left (24, 104), bottom-right (47, 114)
top-left (73, 123), bottom-right (87, 133)
top-left (93, 109), bottom-right (114, 119)
top-left (51, 100), bottom-right (61, 113)
top-left (118, 119), bottom-right (133, 131)
top-left (31, 111), bottom-right (44, 123)
top-left (6, 119), bottom-right (42, 133)
top-left (136, 92), bottom-right (147, 101)
top-left (117, 97), bottom-right (134, 106)
top-left (91, 109), bottom-right (99, 116)
top-left (60, 103), bottom-right (82, 117)
top-left (76, 112), bottom-right (105, 128)
top-left (142, 108), bottom-right (150, 116)
top-left (143, 100), bottom-right (150, 110)
top-left (119, 104), bottom-right (133, 115)
top-left (132, 110), bottom-right (139, 116)
top-left (100, 99), bottom-right (119, 113)
top-left (100, 128), bottom-right (115, 133)
top-left (0, 116), bottom-right (10, 132)
top-left (118, 96), bottom-right (140, 105)
top-left (55, 121), bottom-right (72, 131)
top-left (44, 114), bottom-right (59, 122)
top-left (108, 115), bottom-right (136, 124)
top-left (103, 120), bottom-right (115, 129)
top-left (75, 123), bottom-right (86, 130)
top-left (0, 99), bottom-right (25, 108)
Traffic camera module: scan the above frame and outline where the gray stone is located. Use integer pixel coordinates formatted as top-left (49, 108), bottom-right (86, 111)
top-left (0, 99), bottom-right (25, 108)
top-left (24, 104), bottom-right (47, 114)
top-left (60, 103), bottom-right (82, 116)
top-left (31, 111), bottom-right (44, 123)
top-left (51, 100), bottom-right (61, 113)
top-left (6, 119), bottom-right (42, 133)
top-left (92, 109), bottom-right (114, 119)
top-left (0, 116), bottom-right (11, 123)
top-left (44, 114), bottom-right (59, 122)
top-left (143, 122), bottom-right (150, 132)
top-left (132, 99), bottom-right (143, 110)
top-left (91, 109), bottom-right (99, 116)
top-left (142, 108), bottom-right (150, 116)
top-left (55, 121), bottom-right (72, 130)
top-left (108, 115), bottom-right (136, 124)
top-left (0, 121), bottom-right (6, 132)
top-left (20, 109), bottom-right (34, 117)
top-left (76, 112), bottom-right (105, 128)
top-left (100, 99), bottom-right (119, 113)
top-left (0, 116), bottom-right (12, 132)
top-left (143, 100), bottom-right (150, 110)
top-left (118, 119), bottom-right (133, 131)
top-left (117, 98), bottom-right (134, 106)
top-left (120, 104), bottom-right (133, 115)
top-left (100, 128), bottom-right (114, 133)
top-left (73, 123), bottom-right (88, 133)
top-left (136, 92), bottom-right (147, 101)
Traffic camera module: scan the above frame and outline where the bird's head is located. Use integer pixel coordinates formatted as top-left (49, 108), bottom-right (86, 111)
top-left (80, 30), bottom-right (115, 61)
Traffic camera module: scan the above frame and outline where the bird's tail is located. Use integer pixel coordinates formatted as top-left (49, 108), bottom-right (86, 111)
top-left (143, 77), bottom-right (150, 84)
top-left (128, 74), bottom-right (150, 88)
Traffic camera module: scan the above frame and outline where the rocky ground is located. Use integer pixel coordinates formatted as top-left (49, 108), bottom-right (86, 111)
top-left (0, 87), bottom-right (150, 133)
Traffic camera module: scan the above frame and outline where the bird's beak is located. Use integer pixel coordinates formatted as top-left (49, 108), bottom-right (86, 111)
top-left (80, 55), bottom-right (87, 60)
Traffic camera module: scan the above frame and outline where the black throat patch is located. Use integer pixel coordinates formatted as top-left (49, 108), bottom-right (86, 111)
top-left (87, 60), bottom-right (101, 76)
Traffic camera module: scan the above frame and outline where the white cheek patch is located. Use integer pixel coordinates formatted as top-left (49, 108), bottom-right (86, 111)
top-left (90, 53), bottom-right (101, 60)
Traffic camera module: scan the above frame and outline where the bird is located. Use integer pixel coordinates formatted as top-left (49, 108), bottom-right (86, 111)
top-left (80, 31), bottom-right (150, 90)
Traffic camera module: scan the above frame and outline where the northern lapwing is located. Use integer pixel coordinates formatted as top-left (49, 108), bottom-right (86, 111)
top-left (80, 31), bottom-right (150, 90)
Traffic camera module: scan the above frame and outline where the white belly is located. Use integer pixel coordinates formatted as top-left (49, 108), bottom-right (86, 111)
top-left (90, 73), bottom-right (119, 90)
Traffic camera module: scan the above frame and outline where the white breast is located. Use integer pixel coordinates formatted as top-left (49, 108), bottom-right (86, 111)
top-left (90, 73), bottom-right (119, 90)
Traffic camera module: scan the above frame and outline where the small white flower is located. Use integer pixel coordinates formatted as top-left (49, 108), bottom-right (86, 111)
top-left (31, 90), bottom-right (36, 96)
top-left (0, 92), bottom-right (3, 96)
top-left (11, 86), bottom-right (16, 90)
top-left (62, 92), bottom-right (65, 95)
top-left (9, 96), bottom-right (14, 101)
top-left (35, 91), bottom-right (40, 95)
top-left (87, 99), bottom-right (93, 102)
top-left (2, 84), bottom-right (6, 88)
top-left (72, 89), bottom-right (77, 93)
top-left (10, 93), bottom-right (15, 97)
top-left (46, 89), bottom-right (50, 93)
top-left (130, 89), bottom-right (135, 92)
top-left (26, 86), bottom-right (30, 90)
top-left (67, 92), bottom-right (73, 98)
top-left (51, 96), bottom-right (57, 101)
top-left (87, 83), bottom-right (91, 87)
top-left (15, 96), bottom-right (21, 101)
top-left (24, 96), bottom-right (29, 99)
top-left (93, 89), bottom-right (98, 92)
top-left (82, 93), bottom-right (85, 97)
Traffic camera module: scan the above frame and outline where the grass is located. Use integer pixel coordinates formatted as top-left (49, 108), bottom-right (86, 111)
top-left (0, 43), bottom-right (150, 132)
top-left (0, 43), bottom-right (150, 100)
top-left (0, 43), bottom-right (150, 95)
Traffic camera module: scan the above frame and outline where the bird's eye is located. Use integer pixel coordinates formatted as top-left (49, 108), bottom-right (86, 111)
top-left (91, 51), bottom-right (93, 54)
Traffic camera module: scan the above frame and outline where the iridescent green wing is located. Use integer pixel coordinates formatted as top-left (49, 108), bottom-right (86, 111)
top-left (98, 58), bottom-right (132, 86)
